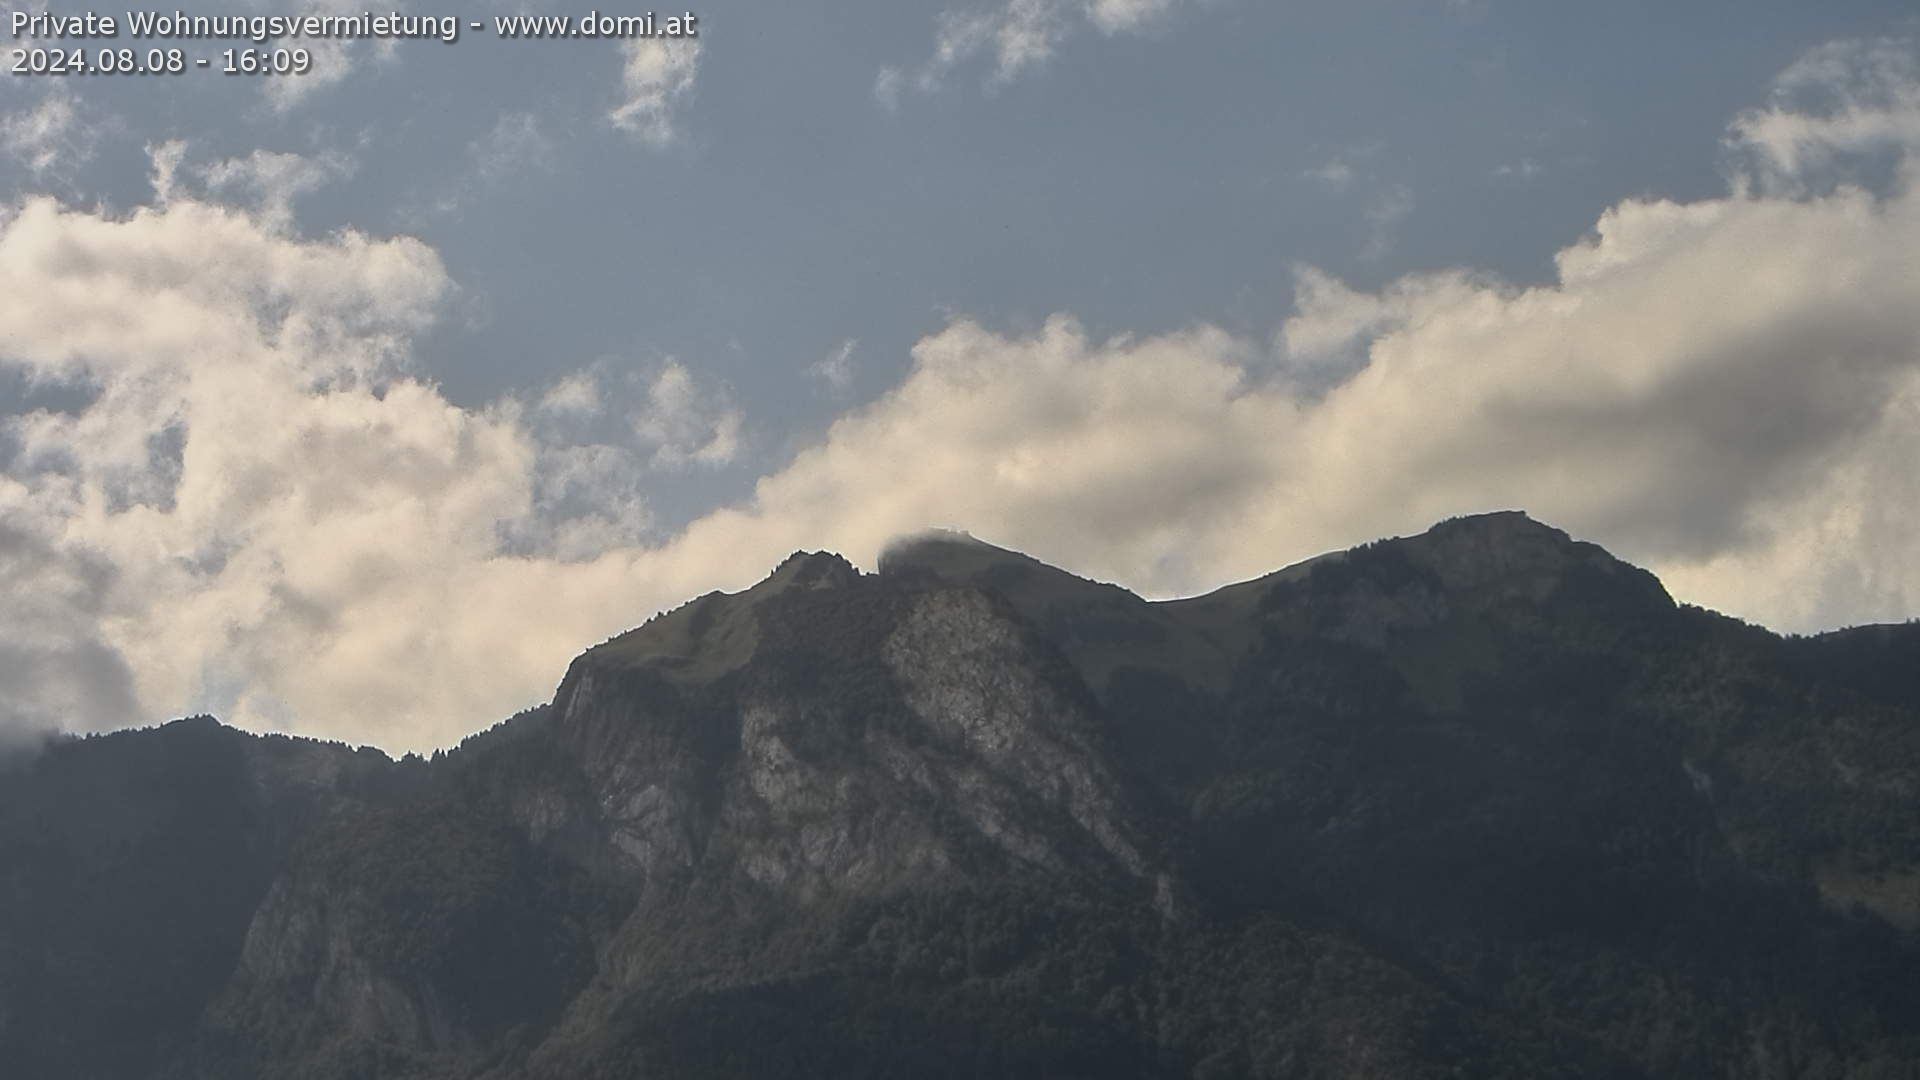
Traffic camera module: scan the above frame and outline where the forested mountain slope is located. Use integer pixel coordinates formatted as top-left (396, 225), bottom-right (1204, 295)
top-left (3, 512), bottom-right (1916, 1079)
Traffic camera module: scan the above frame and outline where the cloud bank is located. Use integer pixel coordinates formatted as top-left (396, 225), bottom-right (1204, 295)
top-left (4, 37), bottom-right (1920, 751)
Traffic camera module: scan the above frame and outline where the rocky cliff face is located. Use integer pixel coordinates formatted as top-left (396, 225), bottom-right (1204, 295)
top-left (5, 513), bottom-right (1919, 1079)
top-left (534, 552), bottom-right (1166, 903)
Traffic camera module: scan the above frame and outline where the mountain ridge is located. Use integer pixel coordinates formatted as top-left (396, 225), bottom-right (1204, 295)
top-left (4, 511), bottom-right (1918, 1079)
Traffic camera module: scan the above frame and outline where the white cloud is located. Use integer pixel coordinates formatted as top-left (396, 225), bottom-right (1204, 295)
top-left (471, 111), bottom-right (552, 183)
top-left (809, 339), bottom-right (858, 392)
top-left (891, 0), bottom-right (1193, 99)
top-left (147, 139), bottom-right (189, 202)
top-left (633, 359), bottom-right (742, 468)
top-left (990, 0), bottom-right (1071, 82)
top-left (256, 0), bottom-right (378, 113)
top-left (874, 67), bottom-right (907, 111)
top-left (1301, 159), bottom-right (1356, 191)
top-left (921, 9), bottom-right (997, 88)
top-left (6, 37), bottom-right (1920, 756)
top-left (142, 141), bottom-right (354, 228)
top-left (1494, 158), bottom-right (1545, 182)
top-left (1085, 0), bottom-right (1182, 34)
top-left (0, 194), bottom-right (677, 750)
top-left (642, 135), bottom-right (1920, 632)
top-left (263, 38), bottom-right (356, 113)
top-left (610, 37), bottom-right (702, 143)
top-left (197, 148), bottom-right (356, 230)
top-left (517, 442), bottom-right (654, 563)
top-left (0, 505), bottom-right (142, 744)
top-left (641, 39), bottom-right (1920, 637)
top-left (0, 90), bottom-right (98, 178)
top-left (1728, 36), bottom-right (1920, 193)
top-left (1277, 266), bottom-right (1489, 394)
top-left (538, 369), bottom-right (603, 418)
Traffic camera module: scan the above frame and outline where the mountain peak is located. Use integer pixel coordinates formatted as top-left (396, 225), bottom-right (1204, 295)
top-left (578, 550), bottom-right (862, 681)
top-left (1416, 509), bottom-right (1577, 554)
top-left (1396, 509), bottom-right (1662, 602)
top-left (1426, 508), bottom-right (1553, 537)
top-left (877, 528), bottom-right (1031, 577)
top-left (765, 549), bottom-right (861, 592)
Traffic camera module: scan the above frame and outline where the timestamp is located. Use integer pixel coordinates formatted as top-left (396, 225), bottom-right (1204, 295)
top-left (10, 47), bottom-right (189, 75)
top-left (6, 46), bottom-right (313, 76)
top-left (220, 47), bottom-right (311, 75)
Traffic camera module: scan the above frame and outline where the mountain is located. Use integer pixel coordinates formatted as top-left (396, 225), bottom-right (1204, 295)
top-left (3, 512), bottom-right (1918, 1078)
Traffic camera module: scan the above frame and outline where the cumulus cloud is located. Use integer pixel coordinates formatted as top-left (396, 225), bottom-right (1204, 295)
top-left (633, 360), bottom-right (742, 468)
top-left (255, 0), bottom-right (382, 113)
top-left (674, 37), bottom-right (1920, 634)
top-left (197, 148), bottom-right (356, 229)
top-left (142, 141), bottom-right (354, 229)
top-left (1729, 36), bottom-right (1920, 193)
top-left (537, 369), bottom-right (603, 418)
top-left (0, 195), bottom-right (672, 749)
top-left (886, 0), bottom-right (1193, 99)
top-left (1277, 266), bottom-right (1489, 395)
top-left (512, 441), bottom-right (654, 564)
top-left (263, 38), bottom-right (356, 113)
top-left (0, 516), bottom-right (142, 744)
top-left (610, 37), bottom-right (702, 143)
top-left (980, 0), bottom-right (1071, 83)
top-left (0, 90), bottom-right (99, 178)
top-left (528, 357), bottom-right (744, 470)
top-left (642, 132), bottom-right (1920, 632)
top-left (6, 37), bottom-right (1920, 755)
top-left (147, 139), bottom-right (189, 202)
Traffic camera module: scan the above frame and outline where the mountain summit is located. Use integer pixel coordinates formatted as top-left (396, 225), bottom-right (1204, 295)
top-left (3, 514), bottom-right (1918, 1078)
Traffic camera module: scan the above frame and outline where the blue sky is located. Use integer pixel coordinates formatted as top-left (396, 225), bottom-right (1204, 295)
top-left (4, 0), bottom-right (1920, 748)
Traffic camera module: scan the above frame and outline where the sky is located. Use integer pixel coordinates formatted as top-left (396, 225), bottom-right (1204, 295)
top-left (2, 0), bottom-right (1919, 751)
